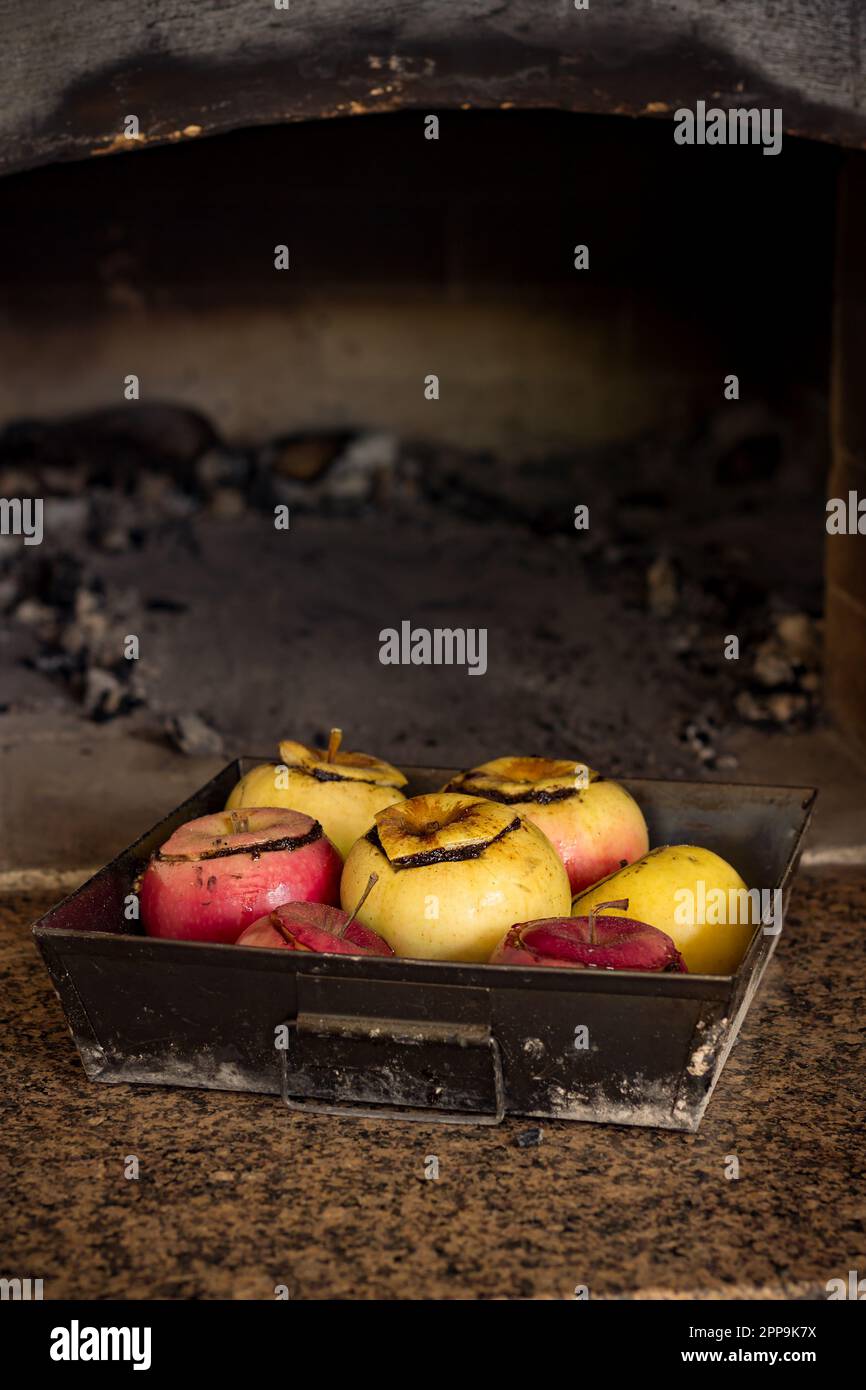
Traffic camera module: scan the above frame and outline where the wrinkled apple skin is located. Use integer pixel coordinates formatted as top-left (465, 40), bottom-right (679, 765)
top-left (490, 915), bottom-right (687, 971)
top-left (445, 762), bottom-right (649, 894)
top-left (227, 764), bottom-right (405, 858)
top-left (341, 803), bottom-right (572, 963)
top-left (571, 845), bottom-right (753, 975)
top-left (237, 901), bottom-right (393, 956)
top-left (141, 809), bottom-right (342, 944)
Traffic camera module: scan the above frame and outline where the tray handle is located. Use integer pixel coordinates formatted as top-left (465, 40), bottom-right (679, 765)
top-left (278, 1015), bottom-right (506, 1126)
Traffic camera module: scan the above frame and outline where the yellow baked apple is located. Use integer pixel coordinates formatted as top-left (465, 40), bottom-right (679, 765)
top-left (571, 845), bottom-right (756, 975)
top-left (340, 792), bottom-right (572, 962)
top-left (444, 756), bottom-right (649, 893)
top-left (226, 729), bottom-right (407, 857)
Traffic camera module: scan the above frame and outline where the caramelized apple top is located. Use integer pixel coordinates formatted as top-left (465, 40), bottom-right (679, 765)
top-left (446, 755), bottom-right (597, 802)
top-left (157, 808), bottom-right (321, 861)
top-left (277, 738), bottom-right (407, 788)
top-left (375, 793), bottom-right (519, 866)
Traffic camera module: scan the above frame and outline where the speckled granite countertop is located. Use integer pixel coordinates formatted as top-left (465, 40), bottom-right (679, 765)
top-left (1, 872), bottom-right (864, 1301)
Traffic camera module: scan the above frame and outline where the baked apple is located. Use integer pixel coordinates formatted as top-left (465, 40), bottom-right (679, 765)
top-left (571, 845), bottom-right (755, 975)
top-left (226, 728), bottom-right (407, 857)
top-left (237, 875), bottom-right (393, 956)
top-left (490, 900), bottom-right (686, 971)
top-left (340, 792), bottom-right (572, 962)
top-left (444, 756), bottom-right (649, 893)
top-left (140, 807), bottom-right (342, 944)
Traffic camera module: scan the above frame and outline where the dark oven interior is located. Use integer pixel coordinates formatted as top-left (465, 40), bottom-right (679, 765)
top-left (0, 107), bottom-right (862, 869)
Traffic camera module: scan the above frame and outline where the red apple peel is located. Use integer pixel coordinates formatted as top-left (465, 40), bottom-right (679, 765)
top-left (490, 898), bottom-right (687, 972)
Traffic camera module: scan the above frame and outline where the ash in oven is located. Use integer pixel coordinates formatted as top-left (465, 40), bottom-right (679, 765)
top-left (0, 400), bottom-right (824, 773)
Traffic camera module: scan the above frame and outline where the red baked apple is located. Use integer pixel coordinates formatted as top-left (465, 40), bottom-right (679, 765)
top-left (237, 874), bottom-right (393, 956)
top-left (140, 808), bottom-right (342, 944)
top-left (490, 899), bottom-right (687, 972)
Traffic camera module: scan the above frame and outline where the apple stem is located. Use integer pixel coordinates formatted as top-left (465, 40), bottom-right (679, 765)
top-left (271, 914), bottom-right (294, 947)
top-left (326, 727), bottom-right (343, 762)
top-left (588, 898), bottom-right (629, 945)
top-left (339, 872), bottom-right (379, 939)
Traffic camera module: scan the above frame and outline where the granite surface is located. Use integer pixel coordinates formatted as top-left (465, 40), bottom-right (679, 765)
top-left (1, 872), bottom-right (864, 1301)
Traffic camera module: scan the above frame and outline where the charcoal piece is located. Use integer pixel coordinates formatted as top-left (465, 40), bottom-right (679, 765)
top-left (166, 713), bottom-right (224, 757)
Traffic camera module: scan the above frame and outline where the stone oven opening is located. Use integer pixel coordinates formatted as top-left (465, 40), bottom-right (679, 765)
top-left (0, 106), bottom-right (863, 871)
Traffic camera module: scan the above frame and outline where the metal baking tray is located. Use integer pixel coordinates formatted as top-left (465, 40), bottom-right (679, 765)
top-left (32, 761), bottom-right (815, 1130)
